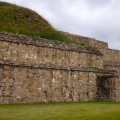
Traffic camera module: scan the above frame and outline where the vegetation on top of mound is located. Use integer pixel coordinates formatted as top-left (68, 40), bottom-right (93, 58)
top-left (0, 1), bottom-right (86, 46)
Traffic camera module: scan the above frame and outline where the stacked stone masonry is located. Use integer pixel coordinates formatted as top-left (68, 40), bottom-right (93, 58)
top-left (0, 31), bottom-right (120, 104)
top-left (60, 31), bottom-right (108, 49)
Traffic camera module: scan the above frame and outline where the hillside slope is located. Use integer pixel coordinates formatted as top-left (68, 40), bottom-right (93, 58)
top-left (0, 1), bottom-right (85, 45)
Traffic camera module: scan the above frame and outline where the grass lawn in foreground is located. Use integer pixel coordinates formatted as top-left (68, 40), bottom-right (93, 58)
top-left (0, 102), bottom-right (120, 120)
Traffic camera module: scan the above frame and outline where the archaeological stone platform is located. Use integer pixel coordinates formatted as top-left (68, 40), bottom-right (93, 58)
top-left (0, 31), bottom-right (120, 104)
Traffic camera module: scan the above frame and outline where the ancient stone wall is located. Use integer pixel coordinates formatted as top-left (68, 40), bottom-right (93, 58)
top-left (0, 31), bottom-right (119, 103)
top-left (0, 41), bottom-right (103, 69)
top-left (61, 31), bottom-right (120, 101)
top-left (99, 48), bottom-right (120, 101)
top-left (0, 65), bottom-right (98, 103)
top-left (60, 31), bottom-right (108, 49)
top-left (99, 49), bottom-right (120, 63)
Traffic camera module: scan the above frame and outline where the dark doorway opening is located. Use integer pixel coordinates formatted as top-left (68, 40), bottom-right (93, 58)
top-left (96, 76), bottom-right (113, 101)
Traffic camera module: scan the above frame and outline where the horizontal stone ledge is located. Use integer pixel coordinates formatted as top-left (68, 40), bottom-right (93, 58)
top-left (96, 73), bottom-right (118, 77)
top-left (104, 65), bottom-right (120, 67)
top-left (0, 60), bottom-right (116, 75)
top-left (104, 64), bottom-right (120, 67)
top-left (0, 31), bottom-right (103, 56)
top-left (103, 61), bottom-right (120, 67)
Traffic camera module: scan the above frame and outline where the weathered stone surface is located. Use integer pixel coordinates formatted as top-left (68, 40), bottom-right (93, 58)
top-left (0, 31), bottom-right (119, 104)
top-left (60, 31), bottom-right (108, 49)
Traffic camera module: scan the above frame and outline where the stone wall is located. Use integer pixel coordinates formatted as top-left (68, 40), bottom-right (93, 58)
top-left (0, 65), bottom-right (98, 103)
top-left (99, 49), bottom-right (120, 101)
top-left (61, 31), bottom-right (120, 101)
top-left (99, 49), bottom-right (120, 63)
top-left (60, 31), bottom-right (108, 49)
top-left (0, 41), bottom-right (103, 69)
top-left (0, 31), bottom-right (119, 103)
top-left (96, 76), bottom-right (119, 101)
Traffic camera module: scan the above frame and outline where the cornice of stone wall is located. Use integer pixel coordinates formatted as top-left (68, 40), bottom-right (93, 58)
top-left (0, 31), bottom-right (103, 56)
top-left (0, 60), bottom-right (117, 77)
top-left (103, 61), bottom-right (120, 67)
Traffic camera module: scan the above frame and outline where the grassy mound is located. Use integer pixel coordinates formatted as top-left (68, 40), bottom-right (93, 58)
top-left (0, 1), bottom-right (85, 45)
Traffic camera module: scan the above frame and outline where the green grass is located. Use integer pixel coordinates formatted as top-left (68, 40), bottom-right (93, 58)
top-left (0, 102), bottom-right (120, 120)
top-left (0, 1), bottom-right (86, 46)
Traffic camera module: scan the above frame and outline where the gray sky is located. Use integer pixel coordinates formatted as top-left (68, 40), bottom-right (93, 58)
top-left (1, 0), bottom-right (120, 50)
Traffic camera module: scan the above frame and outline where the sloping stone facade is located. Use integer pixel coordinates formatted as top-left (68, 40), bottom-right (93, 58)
top-left (0, 31), bottom-right (119, 104)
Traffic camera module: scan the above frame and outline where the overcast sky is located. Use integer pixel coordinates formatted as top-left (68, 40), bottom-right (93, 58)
top-left (1, 0), bottom-right (120, 50)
